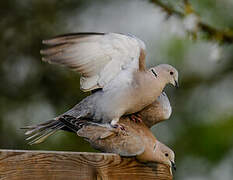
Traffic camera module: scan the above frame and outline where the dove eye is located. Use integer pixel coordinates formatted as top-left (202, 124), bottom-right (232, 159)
top-left (165, 153), bottom-right (169, 157)
top-left (170, 71), bottom-right (174, 75)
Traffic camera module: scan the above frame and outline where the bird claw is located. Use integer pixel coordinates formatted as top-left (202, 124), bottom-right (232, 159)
top-left (111, 123), bottom-right (126, 131)
top-left (129, 114), bottom-right (142, 123)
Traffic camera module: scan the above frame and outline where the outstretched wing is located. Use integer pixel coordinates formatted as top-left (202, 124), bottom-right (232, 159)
top-left (41, 32), bottom-right (146, 92)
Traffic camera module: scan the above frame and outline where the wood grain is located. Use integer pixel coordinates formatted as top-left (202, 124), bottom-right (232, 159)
top-left (0, 149), bottom-right (172, 180)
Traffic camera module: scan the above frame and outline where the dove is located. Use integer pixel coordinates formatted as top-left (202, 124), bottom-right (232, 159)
top-left (23, 114), bottom-right (176, 174)
top-left (75, 118), bottom-right (175, 169)
top-left (40, 32), bottom-right (178, 129)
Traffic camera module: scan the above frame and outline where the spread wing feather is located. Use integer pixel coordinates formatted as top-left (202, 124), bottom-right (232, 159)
top-left (41, 33), bottom-right (146, 92)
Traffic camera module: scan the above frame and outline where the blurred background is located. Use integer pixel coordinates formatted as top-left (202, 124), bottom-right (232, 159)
top-left (1, 0), bottom-right (233, 179)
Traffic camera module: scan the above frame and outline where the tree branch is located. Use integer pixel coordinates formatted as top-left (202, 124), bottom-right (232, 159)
top-left (150, 0), bottom-right (233, 44)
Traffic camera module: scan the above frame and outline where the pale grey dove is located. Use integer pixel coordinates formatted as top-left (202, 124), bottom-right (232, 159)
top-left (39, 32), bottom-right (178, 128)
top-left (23, 115), bottom-right (176, 174)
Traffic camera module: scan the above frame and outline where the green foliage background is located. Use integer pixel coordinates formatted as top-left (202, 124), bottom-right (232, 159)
top-left (0, 0), bottom-right (233, 179)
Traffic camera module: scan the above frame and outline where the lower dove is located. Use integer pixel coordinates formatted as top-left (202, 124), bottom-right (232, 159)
top-left (24, 113), bottom-right (176, 175)
top-left (136, 91), bottom-right (172, 128)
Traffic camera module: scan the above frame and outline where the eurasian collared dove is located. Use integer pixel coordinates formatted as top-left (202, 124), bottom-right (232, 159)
top-left (40, 32), bottom-right (178, 128)
top-left (75, 117), bottom-right (175, 169)
top-left (24, 115), bottom-right (176, 174)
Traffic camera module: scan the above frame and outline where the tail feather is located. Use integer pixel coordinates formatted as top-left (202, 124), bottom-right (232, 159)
top-left (22, 115), bottom-right (94, 145)
top-left (59, 115), bottom-right (83, 132)
top-left (22, 120), bottom-right (64, 145)
top-left (27, 128), bottom-right (59, 145)
top-left (25, 121), bottom-right (62, 141)
top-left (23, 120), bottom-right (59, 135)
top-left (59, 115), bottom-right (108, 132)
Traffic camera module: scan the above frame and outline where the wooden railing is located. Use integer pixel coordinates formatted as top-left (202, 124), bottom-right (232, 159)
top-left (0, 149), bottom-right (172, 180)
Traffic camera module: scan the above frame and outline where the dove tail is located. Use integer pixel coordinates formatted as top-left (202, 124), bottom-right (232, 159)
top-left (59, 115), bottom-right (87, 132)
top-left (22, 119), bottom-right (65, 145)
top-left (22, 115), bottom-right (88, 145)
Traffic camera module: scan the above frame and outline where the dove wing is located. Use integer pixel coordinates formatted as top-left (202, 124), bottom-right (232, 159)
top-left (41, 32), bottom-right (146, 92)
top-left (54, 115), bottom-right (145, 156)
top-left (77, 123), bottom-right (145, 157)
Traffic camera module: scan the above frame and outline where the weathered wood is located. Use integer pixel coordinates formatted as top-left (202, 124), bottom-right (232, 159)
top-left (0, 149), bottom-right (172, 180)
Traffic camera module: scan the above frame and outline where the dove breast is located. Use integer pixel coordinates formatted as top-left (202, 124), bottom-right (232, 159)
top-left (138, 92), bottom-right (172, 128)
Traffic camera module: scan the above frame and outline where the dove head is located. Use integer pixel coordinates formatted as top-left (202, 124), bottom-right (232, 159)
top-left (150, 64), bottom-right (179, 88)
top-left (153, 141), bottom-right (176, 172)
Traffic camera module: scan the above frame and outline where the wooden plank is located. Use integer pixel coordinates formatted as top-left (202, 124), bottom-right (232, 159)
top-left (0, 149), bottom-right (172, 180)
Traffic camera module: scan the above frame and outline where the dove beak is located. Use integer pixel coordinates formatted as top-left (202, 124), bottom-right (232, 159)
top-left (175, 80), bottom-right (179, 88)
top-left (171, 79), bottom-right (179, 88)
top-left (171, 161), bottom-right (176, 171)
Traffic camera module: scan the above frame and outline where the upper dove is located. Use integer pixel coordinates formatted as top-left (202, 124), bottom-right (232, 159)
top-left (40, 32), bottom-right (179, 128)
top-left (23, 91), bottom-right (172, 144)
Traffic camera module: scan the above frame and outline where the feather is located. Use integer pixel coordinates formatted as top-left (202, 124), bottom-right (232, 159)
top-left (22, 120), bottom-right (64, 145)
top-left (40, 33), bottom-right (146, 92)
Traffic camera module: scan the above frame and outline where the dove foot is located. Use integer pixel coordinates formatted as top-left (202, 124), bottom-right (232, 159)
top-left (111, 123), bottom-right (126, 131)
top-left (129, 114), bottom-right (142, 123)
top-left (110, 118), bottom-right (126, 131)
